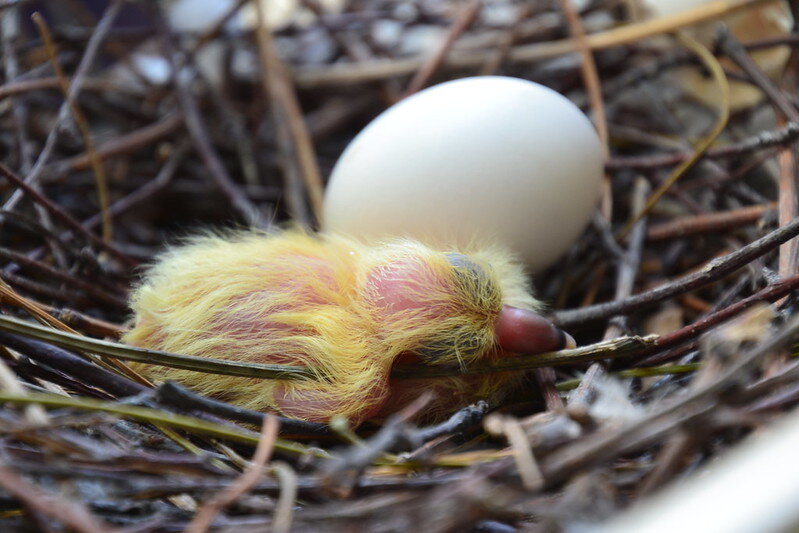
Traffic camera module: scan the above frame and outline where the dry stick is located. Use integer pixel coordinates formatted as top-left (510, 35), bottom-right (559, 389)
top-left (33, 306), bottom-right (124, 339)
top-left (0, 313), bottom-right (315, 380)
top-left (13, 142), bottom-right (190, 282)
top-left (0, 77), bottom-right (144, 99)
top-left (480, 3), bottom-right (531, 75)
top-left (741, 359), bottom-right (799, 408)
top-left (608, 121), bottom-right (799, 170)
top-left (557, 0), bottom-right (611, 219)
top-left (4, 4), bottom-right (121, 212)
top-left (486, 415), bottom-right (544, 491)
top-left (721, 31), bottom-right (799, 121)
top-left (638, 430), bottom-right (698, 496)
top-left (79, 141), bottom-right (191, 233)
top-left (171, 64), bottom-right (265, 227)
top-left (534, 367), bottom-right (563, 412)
top-left (569, 179), bottom-right (648, 416)
top-left (0, 462), bottom-right (112, 533)
top-left (0, 391), bottom-right (318, 456)
top-left (0, 279), bottom-right (147, 384)
top-left (31, 10), bottom-right (117, 242)
top-left (188, 1), bottom-right (259, 188)
top-left (552, 215), bottom-right (799, 328)
top-left (540, 312), bottom-right (799, 489)
top-left (1, 271), bottom-right (97, 308)
top-left (634, 273), bottom-right (799, 367)
top-left (270, 462), bottom-right (297, 533)
top-left (721, 31), bottom-right (799, 280)
top-left (403, 0), bottom-right (480, 97)
top-left (0, 162), bottom-right (137, 268)
top-left (393, 336), bottom-right (654, 379)
top-left (0, 247), bottom-right (127, 308)
top-left (50, 112), bottom-right (184, 174)
top-left (186, 416), bottom-right (279, 533)
top-left (2, 6), bottom-right (35, 175)
top-left (154, 381), bottom-right (329, 436)
top-left (254, 0), bottom-right (325, 226)
top-left (0, 331), bottom-right (145, 397)
top-left (291, 0), bottom-right (777, 87)
top-left (744, 377), bottom-right (799, 413)
top-left (777, 126), bottom-right (799, 277)
top-left (298, 0), bottom-right (402, 104)
top-left (606, 177), bottom-right (649, 340)
top-left (647, 203), bottom-right (777, 242)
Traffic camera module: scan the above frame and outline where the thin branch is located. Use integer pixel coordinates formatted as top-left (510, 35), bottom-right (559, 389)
top-left (0, 162), bottom-right (137, 267)
top-left (553, 216), bottom-right (799, 327)
top-left (403, 1), bottom-right (480, 97)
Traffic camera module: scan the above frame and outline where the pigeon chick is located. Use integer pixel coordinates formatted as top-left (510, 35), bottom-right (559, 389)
top-left (124, 230), bottom-right (573, 426)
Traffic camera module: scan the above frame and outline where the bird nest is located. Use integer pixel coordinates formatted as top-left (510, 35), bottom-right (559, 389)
top-left (0, 0), bottom-right (798, 531)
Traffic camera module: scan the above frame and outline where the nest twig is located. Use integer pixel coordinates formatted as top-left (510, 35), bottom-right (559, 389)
top-left (0, 0), bottom-right (798, 530)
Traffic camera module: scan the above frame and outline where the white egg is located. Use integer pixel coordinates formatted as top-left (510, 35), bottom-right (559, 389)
top-left (323, 76), bottom-right (603, 272)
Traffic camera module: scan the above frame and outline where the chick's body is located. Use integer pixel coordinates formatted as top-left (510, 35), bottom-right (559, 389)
top-left (125, 231), bottom-right (543, 425)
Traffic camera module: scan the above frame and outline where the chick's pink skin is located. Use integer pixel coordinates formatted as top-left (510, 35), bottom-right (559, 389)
top-left (365, 258), bottom-right (449, 316)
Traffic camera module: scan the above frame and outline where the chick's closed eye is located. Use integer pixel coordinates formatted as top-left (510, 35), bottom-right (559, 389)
top-left (124, 231), bottom-right (571, 425)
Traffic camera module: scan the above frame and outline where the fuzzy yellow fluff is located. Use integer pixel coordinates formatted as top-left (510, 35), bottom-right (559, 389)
top-left (124, 230), bottom-right (540, 425)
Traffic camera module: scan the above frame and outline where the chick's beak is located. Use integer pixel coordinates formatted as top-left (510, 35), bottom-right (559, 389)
top-left (495, 305), bottom-right (576, 354)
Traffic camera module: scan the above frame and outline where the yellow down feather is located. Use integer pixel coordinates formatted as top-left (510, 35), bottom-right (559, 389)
top-left (124, 230), bottom-right (539, 424)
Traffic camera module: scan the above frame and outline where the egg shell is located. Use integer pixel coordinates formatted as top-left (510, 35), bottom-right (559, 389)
top-left (323, 76), bottom-right (603, 272)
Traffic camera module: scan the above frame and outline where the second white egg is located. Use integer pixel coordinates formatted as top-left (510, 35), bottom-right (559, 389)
top-left (323, 76), bottom-right (603, 272)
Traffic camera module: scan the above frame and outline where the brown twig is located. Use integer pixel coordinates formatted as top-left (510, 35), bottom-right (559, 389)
top-left (31, 9), bottom-right (120, 242)
top-left (553, 216), bottom-right (799, 327)
top-left (635, 274), bottom-right (799, 367)
top-left (607, 122), bottom-right (799, 170)
top-left (0, 162), bottom-right (137, 268)
top-left (720, 30), bottom-right (799, 280)
top-left (646, 203), bottom-right (777, 242)
top-left (4, 4), bottom-right (121, 213)
top-left (557, 0), bottom-right (611, 219)
top-left (50, 113), bottom-right (185, 174)
top-left (540, 312), bottom-right (799, 488)
top-left (0, 247), bottom-right (127, 308)
top-left (0, 77), bottom-right (145, 100)
top-left (254, 0), bottom-right (325, 226)
top-left (186, 416), bottom-right (280, 533)
top-left (169, 57), bottom-right (265, 227)
top-left (0, 462), bottom-right (112, 533)
top-left (404, 1), bottom-right (481, 97)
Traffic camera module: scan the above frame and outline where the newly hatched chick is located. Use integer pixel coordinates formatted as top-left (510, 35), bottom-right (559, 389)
top-left (124, 231), bottom-right (572, 425)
